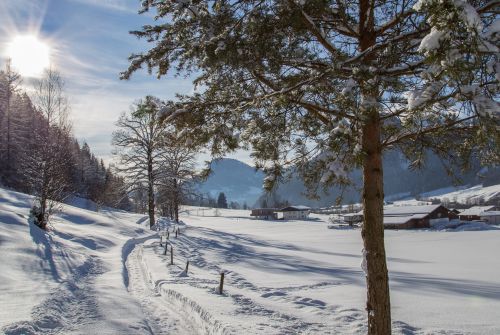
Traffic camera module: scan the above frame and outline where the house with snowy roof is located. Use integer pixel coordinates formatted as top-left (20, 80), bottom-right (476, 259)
top-left (250, 205), bottom-right (311, 220)
top-left (382, 204), bottom-right (453, 229)
top-left (479, 211), bottom-right (500, 225)
top-left (276, 206), bottom-right (311, 220)
top-left (340, 211), bottom-right (364, 226)
top-left (342, 205), bottom-right (455, 229)
top-left (458, 206), bottom-right (499, 221)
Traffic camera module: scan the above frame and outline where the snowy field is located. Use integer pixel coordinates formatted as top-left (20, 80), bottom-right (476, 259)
top-left (1, 188), bottom-right (500, 334)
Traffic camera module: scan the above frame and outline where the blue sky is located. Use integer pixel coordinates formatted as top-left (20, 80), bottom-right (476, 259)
top-left (0, 0), bottom-right (251, 165)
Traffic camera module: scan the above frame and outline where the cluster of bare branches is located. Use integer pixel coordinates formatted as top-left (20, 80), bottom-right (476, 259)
top-left (112, 96), bottom-right (198, 228)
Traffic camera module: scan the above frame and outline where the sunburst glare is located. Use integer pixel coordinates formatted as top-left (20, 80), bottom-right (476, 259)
top-left (7, 34), bottom-right (50, 77)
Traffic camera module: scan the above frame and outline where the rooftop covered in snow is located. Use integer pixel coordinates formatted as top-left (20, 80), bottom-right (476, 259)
top-left (277, 205), bottom-right (311, 212)
top-left (383, 204), bottom-right (444, 216)
top-left (458, 206), bottom-right (498, 217)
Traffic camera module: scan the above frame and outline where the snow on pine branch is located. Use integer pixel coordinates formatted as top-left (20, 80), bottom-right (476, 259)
top-left (160, 106), bottom-right (189, 123)
top-left (341, 79), bottom-right (357, 96)
top-left (415, 0), bottom-right (488, 55)
top-left (418, 28), bottom-right (448, 54)
top-left (406, 81), bottom-right (443, 110)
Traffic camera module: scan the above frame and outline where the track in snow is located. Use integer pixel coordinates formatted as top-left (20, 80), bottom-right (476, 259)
top-left (126, 244), bottom-right (226, 335)
top-left (2, 256), bottom-right (104, 335)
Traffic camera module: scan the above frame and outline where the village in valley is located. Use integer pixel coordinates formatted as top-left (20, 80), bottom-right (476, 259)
top-left (251, 202), bottom-right (500, 228)
top-left (251, 183), bottom-right (500, 229)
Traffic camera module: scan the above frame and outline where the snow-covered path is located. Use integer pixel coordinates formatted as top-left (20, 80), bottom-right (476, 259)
top-left (0, 189), bottom-right (155, 334)
top-left (126, 243), bottom-right (215, 334)
top-left (134, 235), bottom-right (355, 334)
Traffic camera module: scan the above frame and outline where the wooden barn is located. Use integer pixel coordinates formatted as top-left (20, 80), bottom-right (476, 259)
top-left (458, 206), bottom-right (499, 221)
top-left (250, 208), bottom-right (278, 220)
top-left (382, 204), bottom-right (453, 229)
top-left (341, 205), bottom-right (455, 229)
top-left (480, 211), bottom-right (500, 225)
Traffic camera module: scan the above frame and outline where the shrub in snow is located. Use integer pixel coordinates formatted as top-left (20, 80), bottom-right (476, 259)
top-left (30, 204), bottom-right (49, 230)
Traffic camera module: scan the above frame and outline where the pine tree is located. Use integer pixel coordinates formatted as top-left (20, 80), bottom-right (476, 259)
top-left (0, 60), bottom-right (22, 185)
top-left (217, 192), bottom-right (228, 208)
top-left (123, 2), bottom-right (499, 332)
top-left (0, 66), bottom-right (128, 213)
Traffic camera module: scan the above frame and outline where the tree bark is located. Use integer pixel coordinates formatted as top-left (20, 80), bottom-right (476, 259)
top-left (358, 0), bottom-right (391, 331)
top-left (147, 150), bottom-right (155, 229)
top-left (173, 178), bottom-right (179, 223)
top-left (361, 113), bottom-right (391, 335)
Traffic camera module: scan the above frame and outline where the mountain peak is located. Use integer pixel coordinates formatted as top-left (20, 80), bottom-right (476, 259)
top-left (198, 158), bottom-right (264, 205)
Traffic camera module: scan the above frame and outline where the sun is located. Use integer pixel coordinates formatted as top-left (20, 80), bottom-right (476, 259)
top-left (7, 35), bottom-right (50, 78)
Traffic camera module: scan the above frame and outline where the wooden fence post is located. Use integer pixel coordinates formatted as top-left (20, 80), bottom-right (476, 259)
top-left (167, 231), bottom-right (170, 240)
top-left (175, 228), bottom-right (178, 238)
top-left (185, 260), bottom-right (189, 274)
top-left (170, 245), bottom-right (173, 265)
top-left (219, 272), bottom-right (224, 294)
top-left (159, 235), bottom-right (163, 247)
top-left (163, 241), bottom-right (168, 255)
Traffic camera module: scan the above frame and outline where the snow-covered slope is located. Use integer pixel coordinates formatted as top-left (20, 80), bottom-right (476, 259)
top-left (420, 183), bottom-right (500, 203)
top-left (0, 188), bottom-right (158, 334)
top-left (1, 188), bottom-right (500, 334)
top-left (390, 183), bottom-right (500, 206)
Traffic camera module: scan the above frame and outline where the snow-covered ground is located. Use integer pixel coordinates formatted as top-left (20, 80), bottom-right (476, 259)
top-left (1, 189), bottom-right (500, 334)
top-left (0, 188), bottom-right (158, 334)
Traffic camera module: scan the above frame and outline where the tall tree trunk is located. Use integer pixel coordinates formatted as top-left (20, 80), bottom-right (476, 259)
top-left (361, 112), bottom-right (391, 334)
top-left (358, 0), bottom-right (391, 331)
top-left (5, 81), bottom-right (12, 180)
top-left (40, 196), bottom-right (47, 230)
top-left (173, 179), bottom-right (179, 223)
top-left (147, 152), bottom-right (155, 229)
top-left (6, 90), bottom-right (10, 161)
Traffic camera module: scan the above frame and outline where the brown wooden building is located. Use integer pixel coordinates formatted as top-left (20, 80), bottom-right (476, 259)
top-left (250, 208), bottom-right (278, 220)
top-left (383, 204), bottom-right (454, 229)
top-left (339, 204), bottom-right (455, 229)
top-left (458, 206), bottom-right (499, 221)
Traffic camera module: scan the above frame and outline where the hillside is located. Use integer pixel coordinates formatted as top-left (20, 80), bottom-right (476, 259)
top-left (274, 151), bottom-right (497, 207)
top-left (390, 183), bottom-right (500, 207)
top-left (197, 158), bottom-right (265, 205)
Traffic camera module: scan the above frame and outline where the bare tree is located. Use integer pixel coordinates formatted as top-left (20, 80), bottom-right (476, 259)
top-left (22, 68), bottom-right (72, 229)
top-left (112, 96), bottom-right (166, 228)
top-left (157, 131), bottom-right (197, 222)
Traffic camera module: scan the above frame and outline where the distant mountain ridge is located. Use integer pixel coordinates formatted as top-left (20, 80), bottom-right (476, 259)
top-left (196, 158), bottom-right (265, 205)
top-left (198, 156), bottom-right (500, 208)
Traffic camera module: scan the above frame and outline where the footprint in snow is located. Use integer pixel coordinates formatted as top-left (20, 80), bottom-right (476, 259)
top-left (260, 291), bottom-right (287, 298)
